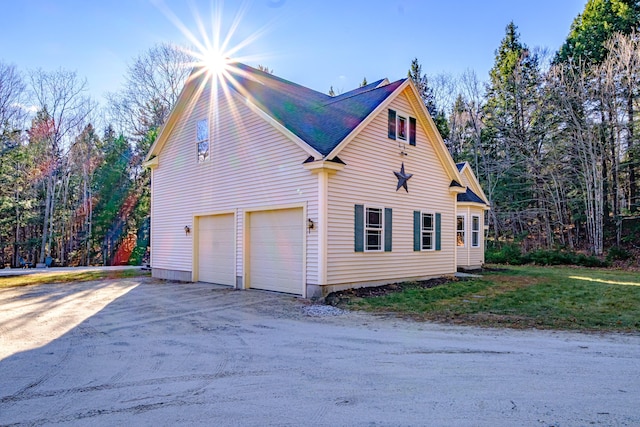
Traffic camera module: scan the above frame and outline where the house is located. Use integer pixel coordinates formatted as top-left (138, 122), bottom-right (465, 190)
top-left (144, 62), bottom-right (489, 298)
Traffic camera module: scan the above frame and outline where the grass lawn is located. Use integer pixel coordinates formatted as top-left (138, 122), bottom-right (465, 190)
top-left (333, 265), bottom-right (640, 332)
top-left (0, 268), bottom-right (150, 289)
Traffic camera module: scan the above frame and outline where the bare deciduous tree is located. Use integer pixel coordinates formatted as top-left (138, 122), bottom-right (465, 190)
top-left (0, 61), bottom-right (26, 143)
top-left (107, 42), bottom-right (193, 138)
top-left (28, 68), bottom-right (93, 264)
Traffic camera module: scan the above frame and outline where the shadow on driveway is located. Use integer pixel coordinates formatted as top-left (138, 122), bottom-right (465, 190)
top-left (1, 278), bottom-right (639, 425)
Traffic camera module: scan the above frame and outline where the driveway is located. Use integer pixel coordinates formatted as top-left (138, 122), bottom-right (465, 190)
top-left (1, 277), bottom-right (639, 426)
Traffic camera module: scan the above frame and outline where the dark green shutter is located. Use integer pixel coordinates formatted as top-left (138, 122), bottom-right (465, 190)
top-left (413, 211), bottom-right (421, 251)
top-left (388, 109), bottom-right (396, 139)
top-left (354, 204), bottom-right (364, 252)
top-left (409, 117), bottom-right (416, 146)
top-left (435, 213), bottom-right (441, 251)
top-left (384, 208), bottom-right (392, 252)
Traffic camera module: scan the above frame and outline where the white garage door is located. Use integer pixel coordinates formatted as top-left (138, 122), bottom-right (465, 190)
top-left (248, 208), bottom-right (303, 295)
top-left (198, 214), bottom-right (235, 286)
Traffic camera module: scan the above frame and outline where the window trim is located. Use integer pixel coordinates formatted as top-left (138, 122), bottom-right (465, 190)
top-left (456, 214), bottom-right (466, 248)
top-left (388, 108), bottom-right (416, 145)
top-left (420, 211), bottom-right (435, 251)
top-left (397, 115), bottom-right (407, 141)
top-left (472, 215), bottom-right (480, 247)
top-left (196, 117), bottom-right (210, 163)
top-left (364, 205), bottom-right (384, 252)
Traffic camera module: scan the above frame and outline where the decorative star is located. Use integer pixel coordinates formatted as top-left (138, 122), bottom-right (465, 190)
top-left (394, 162), bottom-right (413, 192)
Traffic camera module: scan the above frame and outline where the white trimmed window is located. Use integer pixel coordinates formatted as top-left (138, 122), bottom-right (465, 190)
top-left (197, 118), bottom-right (209, 162)
top-left (365, 207), bottom-right (384, 251)
top-left (472, 215), bottom-right (480, 247)
top-left (457, 215), bottom-right (466, 247)
top-left (388, 109), bottom-right (417, 146)
top-left (421, 212), bottom-right (434, 251)
top-left (397, 115), bottom-right (407, 140)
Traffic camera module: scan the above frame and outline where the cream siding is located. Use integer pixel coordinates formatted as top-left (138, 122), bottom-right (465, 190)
top-left (326, 89), bottom-right (456, 285)
top-left (459, 170), bottom-right (472, 189)
top-left (151, 83), bottom-right (318, 284)
top-left (456, 206), bottom-right (485, 269)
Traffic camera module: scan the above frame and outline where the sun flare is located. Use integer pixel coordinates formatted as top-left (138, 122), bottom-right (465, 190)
top-left (151, 0), bottom-right (275, 140)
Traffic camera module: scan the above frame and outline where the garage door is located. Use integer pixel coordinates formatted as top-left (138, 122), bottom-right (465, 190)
top-left (248, 208), bottom-right (303, 295)
top-left (197, 214), bottom-right (235, 286)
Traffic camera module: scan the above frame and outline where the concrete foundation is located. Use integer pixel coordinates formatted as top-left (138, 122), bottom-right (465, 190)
top-left (152, 268), bottom-right (192, 282)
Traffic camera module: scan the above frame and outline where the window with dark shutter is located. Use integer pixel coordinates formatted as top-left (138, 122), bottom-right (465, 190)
top-left (388, 109), bottom-right (396, 139)
top-left (414, 211), bottom-right (440, 251)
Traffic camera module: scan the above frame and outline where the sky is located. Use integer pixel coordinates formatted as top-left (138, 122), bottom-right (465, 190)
top-left (1, 0), bottom-right (587, 106)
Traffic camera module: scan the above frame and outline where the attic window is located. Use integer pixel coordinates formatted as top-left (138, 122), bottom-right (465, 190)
top-left (197, 118), bottom-right (209, 162)
top-left (397, 116), bottom-right (407, 140)
top-left (388, 109), bottom-right (416, 145)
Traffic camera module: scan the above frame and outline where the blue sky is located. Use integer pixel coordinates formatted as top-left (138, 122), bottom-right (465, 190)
top-left (2, 0), bottom-right (586, 104)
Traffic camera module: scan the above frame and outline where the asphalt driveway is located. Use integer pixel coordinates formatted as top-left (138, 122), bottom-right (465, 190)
top-left (1, 277), bottom-right (639, 426)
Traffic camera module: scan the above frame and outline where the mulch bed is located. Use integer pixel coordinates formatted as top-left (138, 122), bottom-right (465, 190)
top-left (325, 277), bottom-right (452, 306)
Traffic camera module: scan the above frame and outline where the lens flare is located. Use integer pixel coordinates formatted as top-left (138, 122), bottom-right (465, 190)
top-left (151, 0), bottom-right (277, 147)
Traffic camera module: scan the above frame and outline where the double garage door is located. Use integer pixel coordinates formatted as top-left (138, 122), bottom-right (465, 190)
top-left (197, 208), bottom-right (303, 295)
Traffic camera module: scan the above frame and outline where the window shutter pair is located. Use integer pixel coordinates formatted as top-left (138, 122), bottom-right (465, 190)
top-left (354, 205), bottom-right (392, 252)
top-left (388, 109), bottom-right (416, 146)
top-left (413, 211), bottom-right (441, 251)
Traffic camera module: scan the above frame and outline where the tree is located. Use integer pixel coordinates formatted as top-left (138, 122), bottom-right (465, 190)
top-left (0, 61), bottom-right (26, 138)
top-left (328, 86), bottom-right (335, 96)
top-left (28, 68), bottom-right (93, 264)
top-left (0, 61), bottom-right (28, 266)
top-left (359, 77), bottom-right (368, 87)
top-left (555, 0), bottom-right (640, 65)
top-left (407, 58), bottom-right (449, 139)
top-left (555, 1), bottom-right (640, 216)
top-left (107, 42), bottom-right (192, 139)
top-left (483, 22), bottom-right (552, 247)
top-left (91, 131), bottom-right (132, 265)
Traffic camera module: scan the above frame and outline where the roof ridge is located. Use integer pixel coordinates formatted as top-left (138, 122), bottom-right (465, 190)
top-left (232, 62), bottom-right (330, 100)
top-left (322, 78), bottom-right (405, 106)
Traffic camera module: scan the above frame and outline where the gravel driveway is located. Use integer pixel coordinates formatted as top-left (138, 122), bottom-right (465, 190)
top-left (1, 277), bottom-right (639, 426)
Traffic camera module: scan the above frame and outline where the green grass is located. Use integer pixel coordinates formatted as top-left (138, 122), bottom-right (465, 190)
top-left (343, 266), bottom-right (640, 332)
top-left (0, 269), bottom-right (150, 289)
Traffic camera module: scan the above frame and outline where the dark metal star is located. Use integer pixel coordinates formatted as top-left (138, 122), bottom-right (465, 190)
top-left (394, 162), bottom-right (413, 192)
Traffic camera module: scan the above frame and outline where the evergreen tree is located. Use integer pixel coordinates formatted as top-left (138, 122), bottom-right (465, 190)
top-left (92, 132), bottom-right (133, 265)
top-left (407, 58), bottom-right (449, 139)
top-left (483, 22), bottom-right (549, 243)
top-left (555, 0), bottom-right (640, 65)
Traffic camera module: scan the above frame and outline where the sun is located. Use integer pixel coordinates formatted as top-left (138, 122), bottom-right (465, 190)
top-left (151, 0), bottom-right (272, 79)
top-left (151, 0), bottom-right (276, 150)
top-left (201, 48), bottom-right (230, 78)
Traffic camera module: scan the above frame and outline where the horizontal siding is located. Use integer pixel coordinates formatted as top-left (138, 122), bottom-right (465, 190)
top-left (460, 168), bottom-right (472, 188)
top-left (152, 83), bottom-right (318, 284)
top-left (456, 206), bottom-right (485, 268)
top-left (327, 89), bottom-right (456, 285)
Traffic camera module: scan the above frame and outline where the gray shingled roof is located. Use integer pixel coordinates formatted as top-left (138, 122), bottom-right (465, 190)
top-left (457, 187), bottom-right (487, 204)
top-left (227, 63), bottom-right (405, 156)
